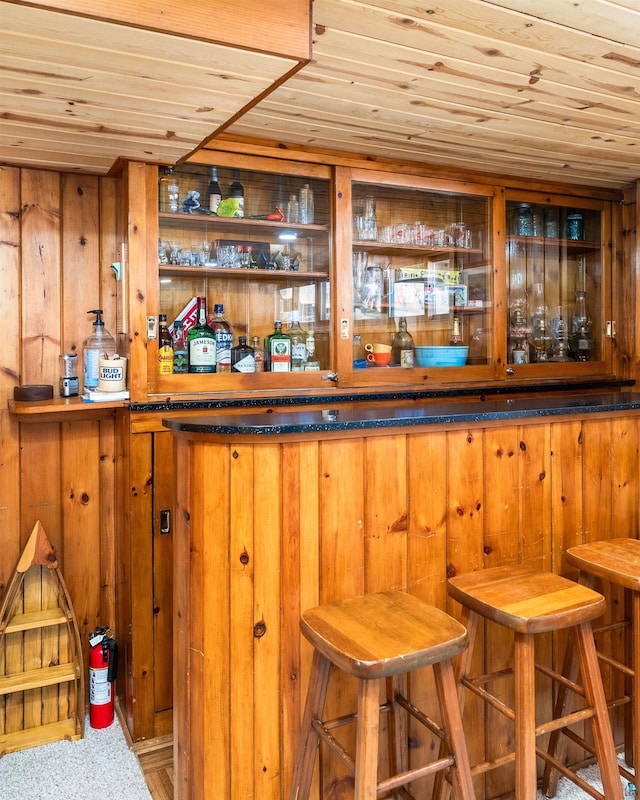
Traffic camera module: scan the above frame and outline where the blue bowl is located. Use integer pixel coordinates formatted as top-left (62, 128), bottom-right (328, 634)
top-left (415, 346), bottom-right (469, 367)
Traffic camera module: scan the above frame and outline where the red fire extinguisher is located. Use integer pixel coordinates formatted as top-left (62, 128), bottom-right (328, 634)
top-left (88, 626), bottom-right (118, 729)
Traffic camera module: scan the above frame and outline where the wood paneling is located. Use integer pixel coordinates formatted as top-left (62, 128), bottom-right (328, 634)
top-left (172, 413), bottom-right (640, 799)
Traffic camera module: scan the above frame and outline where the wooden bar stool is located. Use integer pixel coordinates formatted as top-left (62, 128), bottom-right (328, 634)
top-left (446, 565), bottom-right (623, 800)
top-left (543, 538), bottom-right (640, 794)
top-left (288, 590), bottom-right (476, 800)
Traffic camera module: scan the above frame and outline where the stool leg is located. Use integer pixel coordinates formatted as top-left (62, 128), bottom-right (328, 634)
top-left (574, 621), bottom-right (623, 800)
top-left (434, 658), bottom-right (475, 800)
top-left (289, 649), bottom-right (332, 800)
top-left (540, 628), bottom-right (579, 797)
top-left (630, 590), bottom-right (640, 771)
top-left (514, 631), bottom-right (537, 800)
top-left (387, 674), bottom-right (408, 792)
top-left (354, 677), bottom-right (382, 800)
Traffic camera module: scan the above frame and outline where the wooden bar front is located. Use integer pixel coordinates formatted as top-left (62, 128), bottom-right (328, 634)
top-left (169, 407), bottom-right (640, 800)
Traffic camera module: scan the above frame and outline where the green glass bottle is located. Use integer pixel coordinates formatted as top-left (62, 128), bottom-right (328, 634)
top-left (187, 297), bottom-right (216, 373)
top-left (267, 321), bottom-right (291, 372)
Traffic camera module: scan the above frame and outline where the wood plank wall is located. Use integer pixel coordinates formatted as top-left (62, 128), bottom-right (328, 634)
top-left (176, 417), bottom-right (640, 800)
top-left (0, 165), bottom-right (120, 732)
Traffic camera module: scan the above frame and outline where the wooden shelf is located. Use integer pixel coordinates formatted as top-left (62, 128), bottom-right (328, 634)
top-left (159, 265), bottom-right (329, 281)
top-left (159, 211), bottom-right (328, 238)
top-left (0, 718), bottom-right (82, 756)
top-left (0, 663), bottom-right (79, 696)
top-left (3, 607), bottom-right (70, 633)
top-left (352, 241), bottom-right (483, 258)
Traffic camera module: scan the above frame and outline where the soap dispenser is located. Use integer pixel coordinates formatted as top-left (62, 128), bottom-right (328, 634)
top-left (83, 309), bottom-right (116, 390)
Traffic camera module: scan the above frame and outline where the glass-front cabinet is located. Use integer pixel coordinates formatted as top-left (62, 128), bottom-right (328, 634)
top-left (344, 170), bottom-right (497, 384)
top-left (505, 189), bottom-right (611, 378)
top-left (143, 151), bottom-right (616, 397)
top-left (150, 155), bottom-right (332, 394)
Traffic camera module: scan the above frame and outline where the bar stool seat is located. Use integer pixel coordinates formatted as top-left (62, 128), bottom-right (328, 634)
top-left (446, 565), bottom-right (623, 800)
top-left (288, 590), bottom-right (476, 800)
top-left (544, 538), bottom-right (640, 792)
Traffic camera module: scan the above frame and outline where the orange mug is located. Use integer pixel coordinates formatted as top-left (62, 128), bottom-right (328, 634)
top-left (366, 350), bottom-right (391, 365)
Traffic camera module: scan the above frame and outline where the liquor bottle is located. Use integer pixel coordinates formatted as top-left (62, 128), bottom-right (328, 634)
top-left (228, 171), bottom-right (244, 217)
top-left (449, 314), bottom-right (464, 345)
top-left (231, 336), bottom-right (255, 373)
top-left (268, 321), bottom-right (291, 372)
top-left (172, 319), bottom-right (188, 373)
top-left (391, 317), bottom-right (414, 367)
top-left (207, 167), bottom-right (222, 213)
top-left (158, 314), bottom-right (174, 375)
top-left (287, 312), bottom-right (307, 371)
top-left (304, 326), bottom-right (321, 370)
top-left (210, 303), bottom-right (233, 372)
top-left (188, 297), bottom-right (216, 373)
top-left (299, 183), bottom-right (314, 224)
top-left (251, 336), bottom-right (265, 372)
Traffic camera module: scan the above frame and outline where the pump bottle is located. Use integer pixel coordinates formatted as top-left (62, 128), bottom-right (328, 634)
top-left (83, 310), bottom-right (117, 390)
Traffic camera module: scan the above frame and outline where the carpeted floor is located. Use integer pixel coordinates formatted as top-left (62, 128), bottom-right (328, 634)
top-left (0, 715), bottom-right (152, 800)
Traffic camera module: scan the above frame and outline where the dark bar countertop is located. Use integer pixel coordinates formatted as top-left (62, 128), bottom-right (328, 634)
top-left (163, 391), bottom-right (640, 436)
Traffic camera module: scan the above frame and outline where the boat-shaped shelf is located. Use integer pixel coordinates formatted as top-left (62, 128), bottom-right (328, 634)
top-left (0, 520), bottom-right (84, 755)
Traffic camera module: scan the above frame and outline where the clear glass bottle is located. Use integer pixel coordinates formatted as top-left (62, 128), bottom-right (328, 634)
top-left (508, 271), bottom-right (529, 363)
top-left (268, 321), bottom-right (291, 372)
top-left (304, 326), bottom-right (321, 371)
top-left (188, 297), bottom-right (216, 373)
top-left (468, 327), bottom-right (489, 365)
top-left (449, 314), bottom-right (464, 346)
top-left (287, 312), bottom-right (307, 371)
top-left (251, 335), bottom-right (265, 372)
top-left (83, 309), bottom-right (117, 390)
top-left (529, 282), bottom-right (551, 361)
top-left (299, 184), bottom-right (314, 224)
top-left (207, 167), bottom-right (222, 213)
top-left (172, 319), bottom-right (188, 373)
top-left (210, 304), bottom-right (232, 372)
top-left (512, 204), bottom-right (534, 236)
top-left (231, 336), bottom-right (255, 373)
top-left (158, 313), bottom-right (174, 375)
top-left (158, 167), bottom-right (180, 213)
top-left (286, 193), bottom-right (299, 224)
top-left (569, 290), bottom-right (594, 361)
top-left (391, 317), bottom-right (414, 367)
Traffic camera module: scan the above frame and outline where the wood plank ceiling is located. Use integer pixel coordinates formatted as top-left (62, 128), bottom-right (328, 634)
top-left (2, 0), bottom-right (640, 189)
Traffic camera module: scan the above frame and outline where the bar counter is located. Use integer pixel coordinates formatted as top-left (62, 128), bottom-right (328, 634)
top-left (165, 391), bottom-right (640, 800)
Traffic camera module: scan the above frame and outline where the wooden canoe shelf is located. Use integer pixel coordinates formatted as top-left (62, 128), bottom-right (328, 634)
top-left (0, 520), bottom-right (84, 756)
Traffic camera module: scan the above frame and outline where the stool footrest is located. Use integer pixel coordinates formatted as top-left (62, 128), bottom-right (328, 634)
top-left (536, 745), bottom-right (604, 800)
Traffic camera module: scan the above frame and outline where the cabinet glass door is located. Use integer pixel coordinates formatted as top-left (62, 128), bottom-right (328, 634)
top-left (351, 178), bottom-right (494, 376)
top-left (505, 194), bottom-right (606, 372)
top-left (154, 160), bottom-right (331, 392)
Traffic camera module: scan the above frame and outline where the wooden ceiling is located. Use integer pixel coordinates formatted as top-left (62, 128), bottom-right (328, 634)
top-left (2, 0), bottom-right (640, 189)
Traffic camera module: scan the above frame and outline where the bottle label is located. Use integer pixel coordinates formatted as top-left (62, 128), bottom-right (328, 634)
top-left (189, 337), bottom-right (216, 371)
top-left (173, 350), bottom-right (188, 373)
top-left (84, 349), bottom-right (100, 388)
top-left (400, 350), bottom-right (414, 368)
top-left (304, 362), bottom-right (321, 371)
top-left (270, 338), bottom-right (291, 371)
top-left (215, 330), bottom-right (233, 372)
top-left (254, 353), bottom-right (265, 372)
top-left (158, 345), bottom-right (174, 375)
top-left (232, 354), bottom-right (256, 373)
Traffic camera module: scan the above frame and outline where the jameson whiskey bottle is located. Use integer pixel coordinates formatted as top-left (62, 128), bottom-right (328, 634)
top-left (287, 312), bottom-right (307, 371)
top-left (268, 321), bottom-right (291, 372)
top-left (211, 303), bottom-right (232, 372)
top-left (172, 319), bottom-right (188, 373)
top-left (251, 336), bottom-right (265, 372)
top-left (157, 314), bottom-right (174, 375)
top-left (231, 336), bottom-right (255, 372)
top-left (188, 297), bottom-right (216, 373)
